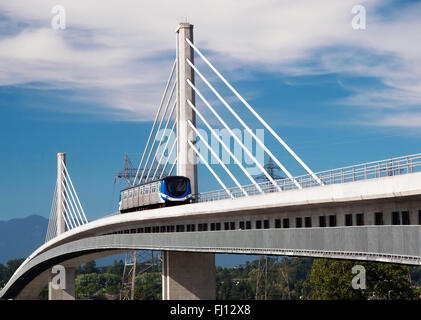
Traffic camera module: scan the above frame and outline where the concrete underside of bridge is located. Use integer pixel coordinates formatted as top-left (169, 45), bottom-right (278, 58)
top-left (3, 224), bottom-right (421, 300)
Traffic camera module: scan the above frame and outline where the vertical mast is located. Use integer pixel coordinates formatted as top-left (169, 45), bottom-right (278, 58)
top-left (176, 23), bottom-right (197, 195)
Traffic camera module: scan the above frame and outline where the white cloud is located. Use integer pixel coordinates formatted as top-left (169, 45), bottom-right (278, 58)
top-left (0, 0), bottom-right (420, 124)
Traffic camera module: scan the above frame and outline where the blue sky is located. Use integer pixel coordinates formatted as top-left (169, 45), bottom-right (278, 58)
top-left (1, 0), bottom-right (421, 223)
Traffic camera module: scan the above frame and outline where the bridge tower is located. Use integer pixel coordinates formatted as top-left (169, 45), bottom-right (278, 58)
top-left (161, 23), bottom-right (216, 300)
top-left (48, 152), bottom-right (76, 300)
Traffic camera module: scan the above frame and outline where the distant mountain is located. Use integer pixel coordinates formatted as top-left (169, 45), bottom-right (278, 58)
top-left (0, 215), bottom-right (48, 264)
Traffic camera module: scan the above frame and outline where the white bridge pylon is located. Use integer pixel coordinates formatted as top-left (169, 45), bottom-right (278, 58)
top-left (45, 152), bottom-right (88, 243)
top-left (132, 23), bottom-right (322, 198)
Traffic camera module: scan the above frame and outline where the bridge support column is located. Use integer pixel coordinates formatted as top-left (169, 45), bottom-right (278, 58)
top-left (162, 251), bottom-right (215, 300)
top-left (176, 22), bottom-right (198, 195)
top-left (48, 152), bottom-right (76, 300)
top-left (48, 266), bottom-right (75, 300)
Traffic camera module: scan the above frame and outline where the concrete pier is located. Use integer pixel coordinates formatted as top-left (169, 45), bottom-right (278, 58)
top-left (162, 251), bottom-right (216, 300)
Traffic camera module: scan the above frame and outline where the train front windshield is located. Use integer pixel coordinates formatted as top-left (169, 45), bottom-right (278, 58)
top-left (165, 177), bottom-right (188, 197)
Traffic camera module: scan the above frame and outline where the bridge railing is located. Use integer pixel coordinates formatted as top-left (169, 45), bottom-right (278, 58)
top-left (197, 153), bottom-right (421, 203)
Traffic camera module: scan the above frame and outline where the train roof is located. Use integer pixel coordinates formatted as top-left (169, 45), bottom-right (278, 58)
top-left (120, 176), bottom-right (190, 192)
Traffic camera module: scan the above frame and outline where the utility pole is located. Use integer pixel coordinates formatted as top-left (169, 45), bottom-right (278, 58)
top-left (255, 256), bottom-right (268, 300)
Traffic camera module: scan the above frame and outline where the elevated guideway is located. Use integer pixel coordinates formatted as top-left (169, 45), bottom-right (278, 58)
top-left (2, 167), bottom-right (421, 299)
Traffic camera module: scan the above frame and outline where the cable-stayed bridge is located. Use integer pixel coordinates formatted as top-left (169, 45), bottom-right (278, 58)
top-left (2, 23), bottom-right (421, 300)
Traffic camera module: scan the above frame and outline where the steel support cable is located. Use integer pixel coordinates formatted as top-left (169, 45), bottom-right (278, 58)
top-left (152, 120), bottom-right (177, 180)
top-left (186, 79), bottom-right (279, 192)
top-left (168, 157), bottom-right (177, 176)
top-left (61, 181), bottom-right (81, 227)
top-left (46, 196), bottom-right (58, 241)
top-left (140, 80), bottom-right (177, 182)
top-left (45, 182), bottom-right (58, 242)
top-left (61, 160), bottom-right (88, 223)
top-left (62, 206), bottom-right (73, 230)
top-left (188, 120), bottom-right (248, 196)
top-left (187, 99), bottom-right (262, 193)
top-left (159, 137), bottom-right (178, 179)
top-left (61, 188), bottom-right (80, 227)
top-left (62, 173), bottom-right (85, 226)
top-left (61, 199), bottom-right (74, 230)
top-left (188, 140), bottom-right (233, 198)
top-left (186, 39), bottom-right (322, 186)
top-left (187, 59), bottom-right (295, 191)
top-left (46, 182), bottom-right (57, 239)
top-left (146, 99), bottom-right (177, 181)
top-left (134, 59), bottom-right (177, 185)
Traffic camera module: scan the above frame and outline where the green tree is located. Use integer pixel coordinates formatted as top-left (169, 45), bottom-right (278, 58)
top-left (133, 272), bottom-right (161, 300)
top-left (304, 259), bottom-right (415, 300)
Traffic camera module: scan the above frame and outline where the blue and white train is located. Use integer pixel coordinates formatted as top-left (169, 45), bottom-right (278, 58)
top-left (119, 176), bottom-right (192, 213)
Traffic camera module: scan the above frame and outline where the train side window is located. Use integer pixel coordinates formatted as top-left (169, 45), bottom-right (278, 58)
top-left (246, 221), bottom-right (251, 229)
top-left (239, 221), bottom-right (245, 230)
top-left (418, 210), bottom-right (421, 225)
top-left (216, 223), bottom-right (221, 231)
top-left (319, 216), bottom-right (326, 227)
top-left (210, 223), bottom-right (215, 231)
top-left (329, 215), bottom-right (337, 227)
top-left (256, 220), bottom-right (262, 229)
top-left (230, 222), bottom-right (235, 230)
top-left (275, 219), bottom-right (281, 228)
top-left (402, 211), bottom-right (410, 225)
top-left (145, 187), bottom-right (149, 195)
top-left (392, 211), bottom-right (400, 225)
top-left (151, 185), bottom-right (156, 193)
top-left (356, 213), bottom-right (364, 226)
top-left (224, 222), bottom-right (229, 230)
top-left (305, 217), bottom-right (312, 228)
top-left (129, 190), bottom-right (133, 198)
top-left (124, 191), bottom-right (128, 199)
top-left (283, 218), bottom-right (289, 228)
top-left (375, 212), bottom-right (383, 225)
top-left (345, 214), bottom-right (353, 226)
top-left (264, 220), bottom-right (269, 229)
top-left (296, 217), bottom-right (302, 228)
top-left (140, 187), bottom-right (143, 195)
top-left (160, 226), bottom-right (166, 232)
